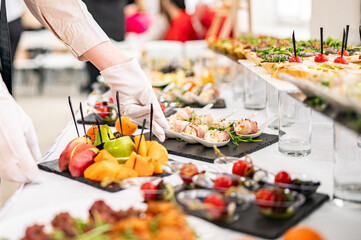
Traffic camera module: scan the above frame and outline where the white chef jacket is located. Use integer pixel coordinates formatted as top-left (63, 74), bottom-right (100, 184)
top-left (24, 0), bottom-right (110, 61)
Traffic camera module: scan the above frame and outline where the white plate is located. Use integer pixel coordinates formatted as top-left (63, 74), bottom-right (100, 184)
top-left (182, 133), bottom-right (230, 148)
top-left (237, 130), bottom-right (262, 138)
top-left (165, 129), bottom-right (198, 144)
top-left (189, 92), bottom-right (216, 106)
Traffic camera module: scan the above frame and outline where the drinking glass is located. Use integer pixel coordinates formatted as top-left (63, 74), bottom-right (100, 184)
top-left (231, 63), bottom-right (244, 101)
top-left (278, 91), bottom-right (312, 156)
top-left (266, 83), bottom-right (279, 129)
top-left (243, 70), bottom-right (266, 110)
top-left (333, 123), bottom-right (361, 209)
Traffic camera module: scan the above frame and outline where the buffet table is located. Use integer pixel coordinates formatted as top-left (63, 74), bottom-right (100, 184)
top-left (0, 86), bottom-right (360, 240)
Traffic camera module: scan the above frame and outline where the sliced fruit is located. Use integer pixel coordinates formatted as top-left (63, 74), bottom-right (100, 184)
top-left (115, 167), bottom-right (138, 180)
top-left (124, 151), bottom-right (137, 169)
top-left (94, 149), bottom-right (118, 165)
top-left (134, 135), bottom-right (147, 157)
top-left (115, 116), bottom-right (138, 136)
top-left (134, 155), bottom-right (154, 177)
top-left (58, 137), bottom-right (91, 171)
top-left (150, 159), bottom-right (163, 174)
top-left (148, 142), bottom-right (168, 164)
top-left (84, 161), bottom-right (120, 181)
top-left (68, 144), bottom-right (99, 177)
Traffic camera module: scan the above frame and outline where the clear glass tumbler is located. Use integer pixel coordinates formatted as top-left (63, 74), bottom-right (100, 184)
top-left (266, 83), bottom-right (279, 130)
top-left (278, 91), bottom-right (312, 156)
top-left (243, 70), bottom-right (266, 110)
top-left (333, 123), bottom-right (361, 209)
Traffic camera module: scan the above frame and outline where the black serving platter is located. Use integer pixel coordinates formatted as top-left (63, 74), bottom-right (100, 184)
top-left (38, 159), bottom-right (171, 192)
top-left (77, 109), bottom-right (177, 127)
top-left (178, 192), bottom-right (329, 239)
top-left (164, 98), bottom-right (226, 109)
top-left (145, 132), bottom-right (278, 163)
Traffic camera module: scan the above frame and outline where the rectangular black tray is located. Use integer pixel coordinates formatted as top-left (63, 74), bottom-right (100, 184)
top-left (76, 109), bottom-right (178, 127)
top-left (180, 193), bottom-right (329, 239)
top-left (168, 98), bottom-right (227, 108)
top-left (38, 159), bottom-right (170, 192)
top-left (146, 132), bottom-right (278, 163)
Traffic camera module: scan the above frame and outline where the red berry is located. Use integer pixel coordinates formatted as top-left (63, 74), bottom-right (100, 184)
top-left (275, 171), bottom-right (292, 184)
top-left (94, 102), bottom-right (103, 109)
top-left (314, 54), bottom-right (329, 63)
top-left (213, 176), bottom-right (233, 190)
top-left (203, 194), bottom-right (226, 218)
top-left (160, 103), bottom-right (166, 114)
top-left (334, 56), bottom-right (349, 65)
top-left (140, 182), bottom-right (157, 200)
top-left (232, 160), bottom-right (248, 176)
top-left (180, 163), bottom-right (199, 183)
top-left (337, 50), bottom-right (349, 56)
top-left (289, 56), bottom-right (303, 63)
top-left (97, 106), bottom-right (108, 118)
top-left (255, 189), bottom-right (276, 208)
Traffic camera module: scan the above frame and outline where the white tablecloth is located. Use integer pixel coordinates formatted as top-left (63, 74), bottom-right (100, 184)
top-left (0, 89), bottom-right (360, 240)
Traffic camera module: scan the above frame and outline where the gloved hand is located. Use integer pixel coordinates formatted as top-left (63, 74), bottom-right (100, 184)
top-left (101, 58), bottom-right (169, 141)
top-left (0, 81), bottom-right (42, 183)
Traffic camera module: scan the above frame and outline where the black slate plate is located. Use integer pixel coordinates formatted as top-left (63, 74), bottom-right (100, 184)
top-left (76, 109), bottom-right (178, 127)
top-left (77, 113), bottom-right (116, 126)
top-left (38, 159), bottom-right (170, 192)
top-left (179, 193), bottom-right (329, 239)
top-left (164, 98), bottom-right (226, 108)
top-left (145, 132), bottom-right (278, 163)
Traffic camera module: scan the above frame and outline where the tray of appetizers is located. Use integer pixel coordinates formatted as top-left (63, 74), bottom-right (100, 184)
top-left (39, 113), bottom-right (175, 192)
top-left (161, 106), bottom-right (278, 162)
top-left (138, 160), bottom-right (328, 239)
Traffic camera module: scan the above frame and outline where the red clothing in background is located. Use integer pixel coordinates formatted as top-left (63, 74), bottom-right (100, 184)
top-left (163, 10), bottom-right (198, 42)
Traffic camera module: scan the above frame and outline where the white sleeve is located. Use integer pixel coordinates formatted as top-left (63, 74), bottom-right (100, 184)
top-left (23, 0), bottom-right (110, 60)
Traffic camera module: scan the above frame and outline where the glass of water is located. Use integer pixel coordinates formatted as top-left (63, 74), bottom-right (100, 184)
top-left (278, 91), bottom-right (312, 156)
top-left (243, 70), bottom-right (266, 110)
top-left (266, 83), bottom-right (279, 129)
top-left (333, 123), bottom-right (361, 209)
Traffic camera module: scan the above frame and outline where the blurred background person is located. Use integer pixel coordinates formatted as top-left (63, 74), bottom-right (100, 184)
top-left (82, 0), bottom-right (145, 93)
top-left (6, 0), bottom-right (25, 95)
top-left (160, 0), bottom-right (199, 42)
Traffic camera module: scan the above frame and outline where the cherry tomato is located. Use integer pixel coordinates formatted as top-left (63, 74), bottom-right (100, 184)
top-left (255, 189), bottom-right (276, 208)
top-left (334, 56), bottom-right (349, 65)
top-left (359, 55), bottom-right (361, 59)
top-left (140, 182), bottom-right (157, 200)
top-left (314, 54), bottom-right (329, 63)
top-left (289, 56), bottom-right (303, 63)
top-left (94, 102), bottom-right (103, 109)
top-left (180, 163), bottom-right (199, 183)
top-left (108, 97), bottom-right (114, 103)
top-left (337, 50), bottom-right (349, 56)
top-left (232, 160), bottom-right (248, 176)
top-left (213, 176), bottom-right (233, 190)
top-left (98, 106), bottom-right (108, 118)
top-left (203, 194), bottom-right (226, 219)
top-left (275, 171), bottom-right (292, 184)
top-left (160, 103), bottom-right (166, 114)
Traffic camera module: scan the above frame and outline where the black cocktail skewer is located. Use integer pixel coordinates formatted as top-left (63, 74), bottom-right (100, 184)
top-left (116, 91), bottom-right (123, 136)
top-left (320, 27), bottom-right (324, 55)
top-left (292, 31), bottom-right (297, 57)
top-left (68, 96), bottom-right (79, 137)
top-left (341, 29), bottom-right (346, 58)
top-left (344, 25), bottom-right (350, 51)
top-left (137, 119), bottom-right (147, 155)
top-left (96, 118), bottom-right (104, 149)
top-left (150, 104), bottom-right (153, 141)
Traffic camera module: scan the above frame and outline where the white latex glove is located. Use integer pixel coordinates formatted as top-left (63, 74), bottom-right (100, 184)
top-left (101, 58), bottom-right (169, 141)
top-left (0, 81), bottom-right (42, 183)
